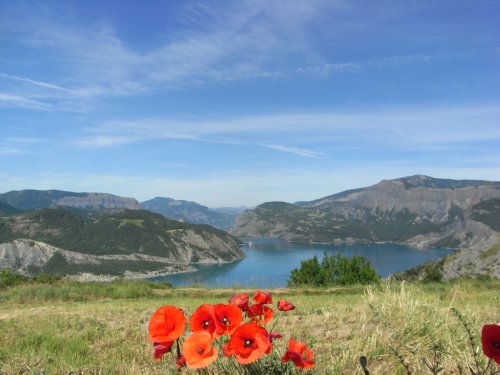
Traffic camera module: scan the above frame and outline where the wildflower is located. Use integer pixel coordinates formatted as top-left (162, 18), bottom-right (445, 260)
top-left (148, 305), bottom-right (186, 343)
top-left (481, 324), bottom-right (500, 364)
top-left (253, 290), bottom-right (273, 304)
top-left (282, 338), bottom-right (315, 369)
top-left (229, 293), bottom-right (249, 311)
top-left (247, 303), bottom-right (274, 325)
top-left (175, 355), bottom-right (186, 370)
top-left (214, 303), bottom-right (242, 336)
top-left (153, 341), bottom-right (173, 360)
top-left (269, 331), bottom-right (283, 343)
top-left (182, 331), bottom-right (218, 369)
top-left (189, 304), bottom-right (217, 338)
top-left (223, 322), bottom-right (272, 364)
top-left (277, 299), bottom-right (295, 312)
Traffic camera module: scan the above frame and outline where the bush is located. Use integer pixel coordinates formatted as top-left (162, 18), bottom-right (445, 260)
top-left (288, 252), bottom-right (380, 287)
top-left (0, 269), bottom-right (28, 289)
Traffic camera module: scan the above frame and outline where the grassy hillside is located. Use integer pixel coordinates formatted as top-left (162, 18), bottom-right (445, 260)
top-left (0, 279), bottom-right (498, 374)
top-left (0, 208), bottom-right (241, 259)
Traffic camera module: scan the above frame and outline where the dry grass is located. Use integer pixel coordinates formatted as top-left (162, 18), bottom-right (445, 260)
top-left (0, 279), bottom-right (499, 374)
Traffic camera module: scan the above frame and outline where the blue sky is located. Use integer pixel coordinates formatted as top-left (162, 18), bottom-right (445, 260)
top-left (1, 0), bottom-right (499, 207)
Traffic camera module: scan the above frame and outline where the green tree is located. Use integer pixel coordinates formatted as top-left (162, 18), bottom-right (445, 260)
top-left (288, 252), bottom-right (380, 287)
top-left (288, 256), bottom-right (323, 286)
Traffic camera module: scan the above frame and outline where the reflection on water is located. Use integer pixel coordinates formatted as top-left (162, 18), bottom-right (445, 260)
top-left (150, 239), bottom-right (453, 288)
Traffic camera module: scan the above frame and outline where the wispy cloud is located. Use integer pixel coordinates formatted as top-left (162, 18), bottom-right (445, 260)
top-left (0, 93), bottom-right (51, 110)
top-left (261, 144), bottom-right (325, 158)
top-left (72, 103), bottom-right (500, 151)
top-left (0, 73), bottom-right (74, 93)
top-left (4, 0), bottom-right (479, 111)
top-left (1, 1), bottom-right (334, 110)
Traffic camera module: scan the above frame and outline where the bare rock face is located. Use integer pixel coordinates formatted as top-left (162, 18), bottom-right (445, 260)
top-left (442, 238), bottom-right (500, 279)
top-left (0, 189), bottom-right (140, 211)
top-left (0, 239), bottom-right (99, 274)
top-left (54, 193), bottom-right (140, 210)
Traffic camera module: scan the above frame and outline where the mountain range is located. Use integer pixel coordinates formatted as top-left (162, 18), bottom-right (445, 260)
top-left (1, 175), bottom-right (499, 280)
top-left (0, 190), bottom-right (244, 230)
top-left (231, 175), bottom-right (500, 279)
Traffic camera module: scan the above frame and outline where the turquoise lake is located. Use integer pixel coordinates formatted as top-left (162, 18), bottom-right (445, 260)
top-left (151, 238), bottom-right (454, 288)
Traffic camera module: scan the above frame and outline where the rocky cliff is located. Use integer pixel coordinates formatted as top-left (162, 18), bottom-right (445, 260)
top-left (0, 189), bottom-right (140, 211)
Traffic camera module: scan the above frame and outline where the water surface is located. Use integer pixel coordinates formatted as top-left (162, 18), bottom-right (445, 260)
top-left (152, 239), bottom-right (453, 288)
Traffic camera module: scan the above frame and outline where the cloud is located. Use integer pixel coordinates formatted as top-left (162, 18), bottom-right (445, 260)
top-left (0, 73), bottom-right (74, 93)
top-left (3, 1), bottom-right (496, 112)
top-left (261, 144), bottom-right (325, 158)
top-left (0, 93), bottom-right (51, 110)
top-left (6, 0), bottom-right (453, 111)
top-left (72, 103), bottom-right (500, 151)
top-left (2, 1), bottom-right (332, 109)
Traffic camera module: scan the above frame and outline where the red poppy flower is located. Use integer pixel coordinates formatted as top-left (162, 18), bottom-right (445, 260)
top-left (153, 341), bottom-right (173, 360)
top-left (482, 324), bottom-right (500, 364)
top-left (175, 355), bottom-right (186, 370)
top-left (223, 322), bottom-right (272, 364)
top-left (189, 304), bottom-right (217, 338)
top-left (214, 303), bottom-right (243, 336)
top-left (268, 331), bottom-right (282, 343)
top-left (229, 293), bottom-right (249, 311)
top-left (148, 305), bottom-right (186, 343)
top-left (281, 338), bottom-right (315, 369)
top-left (247, 303), bottom-right (274, 325)
top-left (253, 290), bottom-right (273, 304)
top-left (182, 331), bottom-right (218, 369)
top-left (277, 299), bottom-right (295, 312)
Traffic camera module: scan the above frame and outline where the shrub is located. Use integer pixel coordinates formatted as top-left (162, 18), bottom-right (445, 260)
top-left (0, 269), bottom-right (28, 289)
top-left (288, 252), bottom-right (380, 287)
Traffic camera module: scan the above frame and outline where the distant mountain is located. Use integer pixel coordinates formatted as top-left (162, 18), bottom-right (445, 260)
top-left (0, 208), bottom-right (243, 278)
top-left (140, 197), bottom-right (245, 230)
top-left (0, 201), bottom-right (21, 216)
top-left (231, 175), bottom-right (500, 278)
top-left (0, 189), bottom-right (140, 211)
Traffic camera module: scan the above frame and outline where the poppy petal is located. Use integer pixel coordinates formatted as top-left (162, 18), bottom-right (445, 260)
top-left (153, 341), bottom-right (173, 360)
top-left (189, 304), bottom-right (217, 338)
top-left (277, 299), bottom-right (295, 311)
top-left (253, 290), bottom-right (273, 304)
top-left (183, 331), bottom-right (218, 369)
top-left (482, 324), bottom-right (500, 365)
top-left (214, 304), bottom-right (242, 335)
top-left (148, 305), bottom-right (186, 343)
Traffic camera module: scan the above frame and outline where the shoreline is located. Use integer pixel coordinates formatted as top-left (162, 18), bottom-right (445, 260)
top-left (238, 236), bottom-right (458, 251)
top-left (64, 258), bottom-right (245, 282)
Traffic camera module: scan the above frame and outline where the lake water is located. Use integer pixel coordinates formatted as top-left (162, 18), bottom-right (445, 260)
top-left (151, 238), bottom-right (454, 288)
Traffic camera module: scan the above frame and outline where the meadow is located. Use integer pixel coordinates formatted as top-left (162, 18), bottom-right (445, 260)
top-left (0, 278), bottom-right (499, 374)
